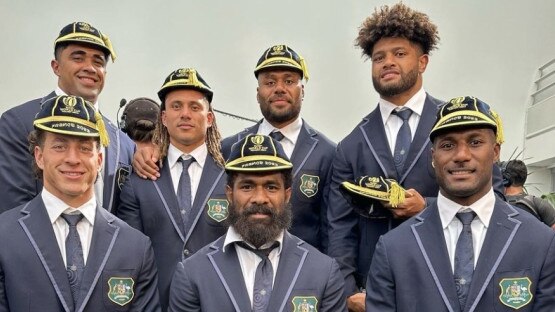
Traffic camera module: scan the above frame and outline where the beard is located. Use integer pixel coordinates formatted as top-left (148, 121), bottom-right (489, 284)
top-left (228, 202), bottom-right (292, 248)
top-left (259, 99), bottom-right (301, 125)
top-left (372, 67), bottom-right (419, 98)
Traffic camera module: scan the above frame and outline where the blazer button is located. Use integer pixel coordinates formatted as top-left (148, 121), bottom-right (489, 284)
top-left (183, 249), bottom-right (190, 257)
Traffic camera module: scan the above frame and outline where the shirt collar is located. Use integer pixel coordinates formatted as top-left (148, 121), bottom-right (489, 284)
top-left (259, 117), bottom-right (303, 145)
top-left (223, 226), bottom-right (284, 254)
top-left (167, 143), bottom-right (207, 169)
top-left (42, 188), bottom-right (96, 225)
top-left (438, 188), bottom-right (495, 229)
top-left (55, 87), bottom-right (99, 111)
top-left (379, 87), bottom-right (426, 125)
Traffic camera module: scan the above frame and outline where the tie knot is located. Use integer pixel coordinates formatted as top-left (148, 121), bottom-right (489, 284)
top-left (269, 131), bottom-right (285, 142)
top-left (392, 109), bottom-right (413, 121)
top-left (456, 211), bottom-right (476, 226)
top-left (61, 213), bottom-right (84, 227)
top-left (236, 241), bottom-right (280, 259)
top-left (179, 156), bottom-right (195, 170)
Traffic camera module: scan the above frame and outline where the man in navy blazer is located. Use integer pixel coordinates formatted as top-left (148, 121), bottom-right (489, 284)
top-left (117, 68), bottom-right (228, 311)
top-left (220, 44), bottom-right (336, 252)
top-left (169, 134), bottom-right (346, 312)
top-left (0, 95), bottom-right (160, 311)
top-left (326, 5), bottom-right (444, 309)
top-left (0, 21), bottom-right (134, 214)
top-left (366, 96), bottom-right (555, 311)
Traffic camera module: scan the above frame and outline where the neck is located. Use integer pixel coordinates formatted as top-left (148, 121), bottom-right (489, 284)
top-left (267, 118), bottom-right (295, 130)
top-left (505, 186), bottom-right (525, 196)
top-left (381, 77), bottom-right (422, 106)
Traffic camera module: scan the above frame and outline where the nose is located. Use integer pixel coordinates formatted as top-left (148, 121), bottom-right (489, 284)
top-left (82, 58), bottom-right (97, 73)
top-left (453, 143), bottom-right (472, 163)
top-left (382, 53), bottom-right (396, 68)
top-left (64, 146), bottom-right (81, 165)
top-left (179, 106), bottom-right (192, 119)
top-left (250, 186), bottom-right (270, 205)
top-left (273, 80), bottom-right (286, 94)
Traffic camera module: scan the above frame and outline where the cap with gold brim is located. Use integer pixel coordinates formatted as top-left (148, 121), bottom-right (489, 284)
top-left (54, 22), bottom-right (116, 62)
top-left (430, 96), bottom-right (504, 144)
top-left (225, 134), bottom-right (293, 172)
top-left (158, 68), bottom-right (213, 104)
top-left (254, 44), bottom-right (309, 81)
top-left (341, 176), bottom-right (406, 208)
top-left (33, 95), bottom-right (110, 147)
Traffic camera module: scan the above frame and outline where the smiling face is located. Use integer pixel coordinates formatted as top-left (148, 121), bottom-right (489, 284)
top-left (226, 171), bottom-right (292, 248)
top-left (257, 70), bottom-right (304, 128)
top-left (35, 132), bottom-right (102, 207)
top-left (51, 43), bottom-right (107, 103)
top-left (432, 128), bottom-right (500, 206)
top-left (371, 37), bottom-right (428, 104)
top-left (161, 89), bottom-right (213, 154)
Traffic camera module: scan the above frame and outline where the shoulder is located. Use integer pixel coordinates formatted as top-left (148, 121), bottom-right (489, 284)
top-left (286, 233), bottom-right (336, 265)
top-left (301, 120), bottom-right (336, 149)
top-left (425, 93), bottom-right (445, 108)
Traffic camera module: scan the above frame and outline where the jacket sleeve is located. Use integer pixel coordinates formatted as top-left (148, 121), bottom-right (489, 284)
top-left (532, 234), bottom-right (555, 310)
top-left (326, 142), bottom-right (360, 296)
top-left (320, 259), bottom-right (348, 312)
top-left (116, 176), bottom-right (144, 232)
top-left (168, 261), bottom-right (201, 312)
top-left (130, 238), bottom-right (161, 311)
top-left (365, 237), bottom-right (396, 312)
top-left (0, 108), bottom-right (38, 213)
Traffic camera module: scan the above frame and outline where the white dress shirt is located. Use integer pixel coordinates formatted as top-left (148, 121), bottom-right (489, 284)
top-left (55, 87), bottom-right (106, 206)
top-left (379, 87), bottom-right (426, 155)
top-left (258, 117), bottom-right (303, 159)
top-left (42, 188), bottom-right (96, 266)
top-left (438, 188), bottom-right (495, 270)
top-left (167, 143), bottom-right (207, 203)
top-left (223, 226), bottom-right (284, 308)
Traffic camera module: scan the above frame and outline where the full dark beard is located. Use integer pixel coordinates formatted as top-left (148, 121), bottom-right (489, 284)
top-left (228, 203), bottom-right (292, 248)
top-left (372, 67), bottom-right (419, 98)
top-left (260, 101), bottom-right (301, 125)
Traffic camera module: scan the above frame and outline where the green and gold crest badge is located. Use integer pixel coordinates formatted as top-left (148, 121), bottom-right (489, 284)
top-left (108, 277), bottom-right (135, 306)
top-left (207, 199), bottom-right (229, 222)
top-left (499, 277), bottom-right (533, 309)
top-left (292, 296), bottom-right (318, 312)
top-left (300, 174), bottom-right (319, 198)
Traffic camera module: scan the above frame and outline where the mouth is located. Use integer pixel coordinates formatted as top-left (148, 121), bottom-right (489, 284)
top-left (448, 168), bottom-right (475, 178)
top-left (77, 75), bottom-right (98, 85)
top-left (61, 170), bottom-right (85, 179)
top-left (380, 70), bottom-right (400, 80)
top-left (177, 123), bottom-right (194, 130)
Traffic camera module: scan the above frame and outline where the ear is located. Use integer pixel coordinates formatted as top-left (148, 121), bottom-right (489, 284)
top-left (206, 110), bottom-right (214, 128)
top-left (301, 84), bottom-right (305, 100)
top-left (493, 143), bottom-right (501, 163)
top-left (256, 88), bottom-right (261, 104)
top-left (285, 186), bottom-right (292, 204)
top-left (51, 59), bottom-right (60, 77)
top-left (161, 110), bottom-right (168, 127)
top-left (96, 146), bottom-right (103, 171)
top-left (35, 145), bottom-right (45, 170)
top-left (418, 54), bottom-right (429, 74)
top-left (225, 185), bottom-right (233, 203)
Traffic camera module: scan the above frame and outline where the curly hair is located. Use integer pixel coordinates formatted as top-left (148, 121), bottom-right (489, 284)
top-left (356, 2), bottom-right (440, 57)
top-left (152, 98), bottom-right (225, 169)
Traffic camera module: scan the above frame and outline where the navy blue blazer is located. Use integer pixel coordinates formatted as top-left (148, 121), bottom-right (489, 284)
top-left (366, 198), bottom-right (555, 312)
top-left (168, 232), bottom-right (347, 312)
top-left (116, 155), bottom-right (228, 311)
top-left (221, 119), bottom-right (336, 252)
top-left (0, 92), bottom-right (135, 214)
top-left (0, 196), bottom-right (160, 312)
top-left (327, 95), bottom-right (505, 295)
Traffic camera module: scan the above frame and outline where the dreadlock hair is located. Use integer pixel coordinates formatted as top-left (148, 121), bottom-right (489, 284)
top-left (153, 96), bottom-right (225, 168)
top-left (356, 2), bottom-right (440, 58)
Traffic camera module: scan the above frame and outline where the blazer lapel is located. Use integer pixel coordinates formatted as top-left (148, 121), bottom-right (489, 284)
top-left (18, 197), bottom-right (74, 312)
top-left (153, 158), bottom-right (185, 241)
top-left (268, 233), bottom-right (308, 311)
top-left (75, 207), bottom-right (119, 312)
top-left (359, 108), bottom-right (397, 179)
top-left (183, 155), bottom-right (225, 244)
top-left (400, 96), bottom-right (439, 183)
top-left (464, 200), bottom-right (520, 312)
top-left (290, 121), bottom-right (318, 178)
top-left (412, 205), bottom-right (461, 312)
top-left (207, 238), bottom-right (252, 312)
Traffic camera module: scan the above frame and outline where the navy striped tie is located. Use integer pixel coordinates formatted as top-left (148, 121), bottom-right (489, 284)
top-left (61, 213), bottom-right (85, 306)
top-left (454, 211), bottom-right (476, 310)
top-left (392, 109), bottom-right (413, 176)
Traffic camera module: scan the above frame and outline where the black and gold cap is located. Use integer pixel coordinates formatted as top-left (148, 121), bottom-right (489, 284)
top-left (225, 134), bottom-right (293, 172)
top-left (254, 44), bottom-right (309, 81)
top-left (34, 95), bottom-right (110, 147)
top-left (158, 68), bottom-right (213, 104)
top-left (341, 176), bottom-right (406, 208)
top-left (430, 96), bottom-right (504, 144)
top-left (54, 22), bottom-right (116, 62)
